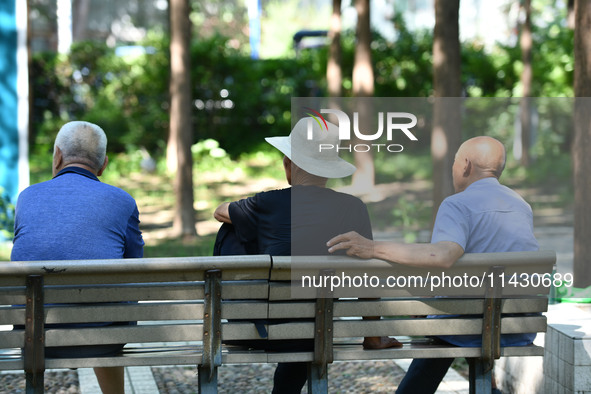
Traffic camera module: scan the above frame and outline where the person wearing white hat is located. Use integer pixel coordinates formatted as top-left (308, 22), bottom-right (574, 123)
top-left (214, 117), bottom-right (401, 393)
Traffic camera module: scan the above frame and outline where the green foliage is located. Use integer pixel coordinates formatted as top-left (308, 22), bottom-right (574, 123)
top-left (391, 196), bottom-right (429, 243)
top-left (29, 8), bottom-right (575, 163)
top-left (189, 34), bottom-right (326, 156)
top-left (373, 16), bottom-right (434, 97)
top-left (374, 153), bottom-right (432, 183)
top-left (0, 188), bottom-right (15, 241)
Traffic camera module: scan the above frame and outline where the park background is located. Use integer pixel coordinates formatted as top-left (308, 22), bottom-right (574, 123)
top-left (0, 1), bottom-right (589, 392)
top-left (0, 0), bottom-right (581, 261)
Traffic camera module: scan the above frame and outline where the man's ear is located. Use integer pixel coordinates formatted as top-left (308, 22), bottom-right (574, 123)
top-left (283, 156), bottom-right (292, 185)
top-left (463, 158), bottom-right (472, 177)
top-left (97, 156), bottom-right (109, 177)
top-left (52, 147), bottom-right (63, 177)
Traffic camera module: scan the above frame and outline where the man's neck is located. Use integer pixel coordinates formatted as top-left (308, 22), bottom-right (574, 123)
top-left (62, 163), bottom-right (98, 176)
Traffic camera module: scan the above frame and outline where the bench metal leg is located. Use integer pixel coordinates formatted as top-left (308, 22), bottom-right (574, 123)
top-left (25, 371), bottom-right (44, 394)
top-left (307, 363), bottom-right (328, 394)
top-left (469, 358), bottom-right (492, 394)
top-left (25, 275), bottom-right (45, 394)
top-left (198, 365), bottom-right (218, 394)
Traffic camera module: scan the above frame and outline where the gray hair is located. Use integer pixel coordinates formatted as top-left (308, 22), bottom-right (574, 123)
top-left (54, 121), bottom-right (107, 171)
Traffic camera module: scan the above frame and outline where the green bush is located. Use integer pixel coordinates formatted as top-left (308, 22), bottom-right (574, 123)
top-left (29, 13), bottom-right (574, 162)
top-left (0, 188), bottom-right (15, 240)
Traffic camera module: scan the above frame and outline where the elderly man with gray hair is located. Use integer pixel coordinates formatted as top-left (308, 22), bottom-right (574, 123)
top-left (12, 121), bottom-right (144, 394)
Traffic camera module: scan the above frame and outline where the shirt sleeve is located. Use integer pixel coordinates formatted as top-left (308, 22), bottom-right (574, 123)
top-left (356, 202), bottom-right (373, 241)
top-left (228, 194), bottom-right (259, 244)
top-left (430, 198), bottom-right (469, 250)
top-left (124, 204), bottom-right (144, 258)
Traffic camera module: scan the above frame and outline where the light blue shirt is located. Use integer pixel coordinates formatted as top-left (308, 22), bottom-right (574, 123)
top-left (432, 177), bottom-right (538, 253)
top-left (431, 177), bottom-right (538, 347)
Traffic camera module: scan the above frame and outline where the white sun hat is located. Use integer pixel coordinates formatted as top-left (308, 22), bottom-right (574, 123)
top-left (265, 117), bottom-right (356, 178)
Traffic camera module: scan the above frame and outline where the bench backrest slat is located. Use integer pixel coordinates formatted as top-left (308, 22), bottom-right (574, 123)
top-left (267, 298), bottom-right (548, 319)
top-left (37, 301), bottom-right (268, 324)
top-left (0, 331), bottom-right (24, 348)
top-left (263, 314), bottom-right (547, 340)
top-left (36, 281), bottom-right (269, 304)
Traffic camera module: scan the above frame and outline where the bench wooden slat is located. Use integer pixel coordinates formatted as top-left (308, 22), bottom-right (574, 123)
top-left (0, 306), bottom-right (24, 325)
top-left (333, 316), bottom-right (547, 338)
top-left (0, 286), bottom-right (26, 304)
top-left (331, 344), bottom-right (545, 361)
top-left (1, 255), bottom-right (272, 276)
top-left (0, 330), bottom-right (24, 348)
top-left (0, 342), bottom-right (545, 372)
top-left (273, 251), bottom-right (555, 298)
top-left (267, 298), bottom-right (549, 319)
top-left (36, 281), bottom-right (269, 304)
top-left (45, 283), bottom-right (205, 303)
top-left (272, 251), bottom-right (556, 274)
top-left (43, 322), bottom-right (266, 347)
top-left (264, 315), bottom-right (547, 340)
top-left (42, 348), bottom-right (271, 369)
top-left (269, 282), bottom-right (553, 300)
top-left (33, 271), bottom-right (270, 285)
top-left (269, 282), bottom-right (421, 300)
top-left (44, 325), bottom-right (204, 346)
top-left (38, 301), bottom-right (268, 324)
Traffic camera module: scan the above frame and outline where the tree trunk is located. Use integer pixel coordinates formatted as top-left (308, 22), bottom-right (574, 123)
top-left (327, 0), bottom-right (342, 98)
top-left (169, 0), bottom-right (196, 238)
top-left (72, 0), bottom-right (91, 42)
top-left (351, 0), bottom-right (375, 190)
top-left (568, 0), bottom-right (575, 29)
top-left (432, 0), bottom-right (462, 223)
top-left (573, 0), bottom-right (591, 287)
top-left (520, 0), bottom-right (533, 167)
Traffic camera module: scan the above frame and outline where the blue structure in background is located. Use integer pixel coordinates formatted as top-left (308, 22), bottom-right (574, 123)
top-left (0, 0), bottom-right (27, 240)
top-left (0, 1), bottom-right (18, 202)
top-left (248, 0), bottom-right (261, 59)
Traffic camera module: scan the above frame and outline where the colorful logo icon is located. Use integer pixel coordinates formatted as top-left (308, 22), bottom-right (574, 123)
top-left (303, 107), bottom-right (328, 131)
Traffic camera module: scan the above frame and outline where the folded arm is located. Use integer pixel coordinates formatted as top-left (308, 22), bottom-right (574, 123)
top-left (214, 202), bottom-right (232, 224)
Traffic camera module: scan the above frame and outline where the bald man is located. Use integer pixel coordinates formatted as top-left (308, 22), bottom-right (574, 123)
top-left (327, 136), bottom-right (539, 393)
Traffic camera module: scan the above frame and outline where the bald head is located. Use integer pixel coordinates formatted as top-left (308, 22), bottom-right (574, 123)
top-left (452, 136), bottom-right (506, 192)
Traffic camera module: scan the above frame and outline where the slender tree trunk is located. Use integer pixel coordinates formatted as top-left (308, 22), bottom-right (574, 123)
top-left (568, 0), bottom-right (575, 29)
top-left (72, 0), bottom-right (91, 42)
top-left (520, 0), bottom-right (533, 167)
top-left (327, 0), bottom-right (342, 98)
top-left (432, 0), bottom-right (462, 223)
top-left (352, 0), bottom-right (375, 190)
top-left (573, 0), bottom-right (591, 287)
top-left (169, 0), bottom-right (196, 238)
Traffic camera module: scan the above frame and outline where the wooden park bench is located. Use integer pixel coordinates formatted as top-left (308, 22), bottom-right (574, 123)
top-left (0, 250), bottom-right (556, 393)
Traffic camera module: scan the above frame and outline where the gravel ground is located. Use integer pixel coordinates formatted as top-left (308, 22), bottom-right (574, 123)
top-left (152, 361), bottom-right (407, 393)
top-left (0, 370), bottom-right (80, 393)
top-left (0, 361), bottom-right (405, 393)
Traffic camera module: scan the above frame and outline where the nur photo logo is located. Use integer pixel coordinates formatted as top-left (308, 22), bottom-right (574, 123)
top-left (302, 107), bottom-right (419, 153)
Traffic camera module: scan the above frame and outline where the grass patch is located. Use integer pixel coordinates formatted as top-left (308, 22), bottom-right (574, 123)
top-left (143, 235), bottom-right (217, 258)
top-left (0, 243), bottom-right (11, 261)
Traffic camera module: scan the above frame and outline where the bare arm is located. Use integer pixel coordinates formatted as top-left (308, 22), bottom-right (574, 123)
top-left (327, 231), bottom-right (464, 269)
top-left (213, 202), bottom-right (232, 224)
